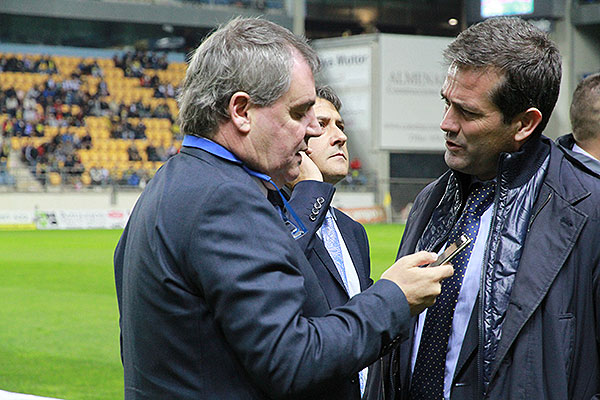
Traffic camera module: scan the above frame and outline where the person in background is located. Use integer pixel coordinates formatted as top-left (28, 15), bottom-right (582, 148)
top-left (284, 85), bottom-right (382, 399)
top-left (556, 72), bottom-right (600, 176)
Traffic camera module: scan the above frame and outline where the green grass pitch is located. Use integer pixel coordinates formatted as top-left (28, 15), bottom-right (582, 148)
top-left (0, 225), bottom-right (404, 399)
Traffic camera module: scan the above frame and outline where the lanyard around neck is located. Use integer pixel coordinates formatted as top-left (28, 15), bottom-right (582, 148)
top-left (182, 135), bottom-right (307, 236)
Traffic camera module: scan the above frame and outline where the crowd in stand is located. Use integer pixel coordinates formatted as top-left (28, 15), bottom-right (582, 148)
top-left (76, 59), bottom-right (104, 78)
top-left (88, 164), bottom-right (151, 187)
top-left (20, 130), bottom-right (85, 186)
top-left (0, 51), bottom-right (181, 188)
top-left (112, 118), bottom-right (147, 140)
top-left (0, 138), bottom-right (13, 185)
top-left (105, 100), bottom-right (173, 121)
top-left (0, 54), bottom-right (58, 74)
top-left (16, 127), bottom-right (178, 188)
top-left (113, 51), bottom-right (169, 75)
top-left (146, 142), bottom-right (178, 162)
top-left (114, 51), bottom-right (177, 99)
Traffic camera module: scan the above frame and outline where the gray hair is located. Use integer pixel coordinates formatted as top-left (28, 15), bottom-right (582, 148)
top-left (570, 72), bottom-right (600, 142)
top-left (316, 85), bottom-right (342, 111)
top-left (177, 17), bottom-right (320, 138)
top-left (444, 17), bottom-right (561, 137)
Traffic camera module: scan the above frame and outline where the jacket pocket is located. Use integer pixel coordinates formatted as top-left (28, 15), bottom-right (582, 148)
top-left (558, 313), bottom-right (575, 381)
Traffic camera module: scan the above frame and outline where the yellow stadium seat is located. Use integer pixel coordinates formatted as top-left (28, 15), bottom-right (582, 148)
top-left (78, 151), bottom-right (90, 163)
top-left (98, 129), bottom-right (110, 139)
top-left (81, 172), bottom-right (92, 186)
top-left (96, 58), bottom-right (112, 69)
top-left (157, 119), bottom-right (171, 129)
top-left (107, 141), bottom-right (118, 152)
top-left (47, 126), bottom-right (60, 136)
top-left (116, 140), bottom-right (129, 151)
top-left (10, 137), bottom-right (20, 150)
top-left (49, 172), bottom-right (62, 185)
top-left (143, 161), bottom-right (155, 171)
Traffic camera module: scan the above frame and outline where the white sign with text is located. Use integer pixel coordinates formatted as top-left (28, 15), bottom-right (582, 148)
top-left (379, 34), bottom-right (452, 151)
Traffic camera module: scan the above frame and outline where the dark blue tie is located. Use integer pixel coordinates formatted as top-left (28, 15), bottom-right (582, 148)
top-left (410, 182), bottom-right (494, 399)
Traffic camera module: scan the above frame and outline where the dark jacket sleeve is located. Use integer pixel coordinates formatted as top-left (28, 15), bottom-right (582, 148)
top-left (186, 180), bottom-right (411, 398)
top-left (287, 180), bottom-right (335, 255)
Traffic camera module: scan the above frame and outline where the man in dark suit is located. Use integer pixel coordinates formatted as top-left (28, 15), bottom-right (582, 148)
top-left (285, 86), bottom-right (375, 398)
top-left (386, 17), bottom-right (600, 399)
top-left (114, 17), bottom-right (453, 399)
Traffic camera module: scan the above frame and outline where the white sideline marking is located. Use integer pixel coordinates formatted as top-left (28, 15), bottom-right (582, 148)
top-left (0, 391), bottom-right (64, 400)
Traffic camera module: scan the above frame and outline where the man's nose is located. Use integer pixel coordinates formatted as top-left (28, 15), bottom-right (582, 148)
top-left (440, 106), bottom-right (459, 134)
top-left (331, 126), bottom-right (347, 146)
top-left (305, 108), bottom-right (321, 138)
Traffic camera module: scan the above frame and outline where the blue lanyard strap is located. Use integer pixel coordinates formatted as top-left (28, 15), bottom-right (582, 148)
top-left (241, 165), bottom-right (308, 234)
top-left (182, 135), bottom-right (307, 235)
top-left (182, 135), bottom-right (242, 164)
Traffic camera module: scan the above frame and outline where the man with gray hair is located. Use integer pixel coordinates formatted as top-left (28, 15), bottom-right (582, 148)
top-left (557, 72), bottom-right (600, 176)
top-left (387, 17), bottom-right (600, 399)
top-left (114, 17), bottom-right (453, 399)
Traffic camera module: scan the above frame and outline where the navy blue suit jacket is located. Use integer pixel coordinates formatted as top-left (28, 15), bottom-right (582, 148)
top-left (288, 181), bottom-right (380, 399)
top-left (288, 181), bottom-right (372, 306)
top-left (114, 146), bottom-right (411, 399)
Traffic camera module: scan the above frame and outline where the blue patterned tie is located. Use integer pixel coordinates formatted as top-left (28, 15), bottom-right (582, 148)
top-left (321, 213), bottom-right (349, 291)
top-left (321, 212), bottom-right (367, 396)
top-left (410, 182), bottom-right (494, 399)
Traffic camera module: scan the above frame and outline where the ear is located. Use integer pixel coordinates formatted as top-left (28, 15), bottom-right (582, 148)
top-left (228, 91), bottom-right (252, 134)
top-left (513, 107), bottom-right (542, 144)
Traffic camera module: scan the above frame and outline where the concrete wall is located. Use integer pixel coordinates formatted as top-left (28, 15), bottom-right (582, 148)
top-left (0, 190), bottom-right (141, 211)
top-left (0, 189), bottom-right (373, 212)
